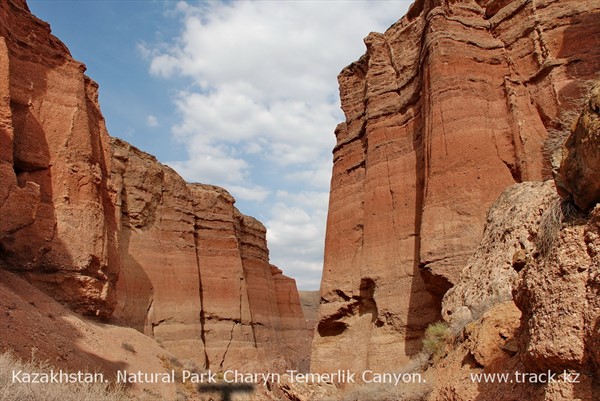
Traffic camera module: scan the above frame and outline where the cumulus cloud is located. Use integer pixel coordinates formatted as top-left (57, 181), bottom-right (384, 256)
top-left (147, 0), bottom-right (406, 288)
top-left (266, 200), bottom-right (328, 289)
top-left (227, 184), bottom-right (270, 203)
top-left (147, 115), bottom-right (159, 127)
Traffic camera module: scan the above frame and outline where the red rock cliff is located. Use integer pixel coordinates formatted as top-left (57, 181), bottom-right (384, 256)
top-left (0, 0), bottom-right (120, 318)
top-left (0, 0), bottom-right (308, 371)
top-left (313, 0), bottom-right (600, 373)
top-left (111, 140), bottom-right (308, 370)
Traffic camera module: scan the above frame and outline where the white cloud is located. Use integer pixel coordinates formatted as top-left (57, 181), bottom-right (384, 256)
top-left (166, 147), bottom-right (249, 184)
top-left (227, 184), bottom-right (270, 202)
top-left (266, 202), bottom-right (327, 262)
top-left (265, 191), bottom-right (330, 289)
top-left (275, 190), bottom-right (330, 212)
top-left (147, 0), bottom-right (406, 288)
top-left (147, 115), bottom-right (159, 127)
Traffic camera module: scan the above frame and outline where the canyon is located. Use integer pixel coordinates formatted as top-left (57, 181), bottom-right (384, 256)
top-left (1, 0), bottom-right (599, 400)
top-left (0, 0), bottom-right (308, 380)
top-left (313, 0), bottom-right (600, 375)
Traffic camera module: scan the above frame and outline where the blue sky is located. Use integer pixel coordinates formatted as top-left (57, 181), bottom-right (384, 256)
top-left (28, 0), bottom-right (409, 290)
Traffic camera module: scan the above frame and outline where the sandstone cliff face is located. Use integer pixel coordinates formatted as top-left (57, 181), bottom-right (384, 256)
top-left (429, 80), bottom-right (600, 400)
top-left (111, 139), bottom-right (309, 370)
top-left (0, 0), bottom-right (120, 318)
top-left (0, 0), bottom-right (308, 372)
top-left (313, 0), bottom-right (600, 373)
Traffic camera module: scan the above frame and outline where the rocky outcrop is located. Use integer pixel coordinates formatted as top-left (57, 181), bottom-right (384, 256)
top-left (313, 0), bottom-right (600, 373)
top-left (442, 181), bottom-right (558, 324)
top-left (432, 81), bottom-right (600, 400)
top-left (555, 80), bottom-right (600, 210)
top-left (516, 205), bottom-right (599, 385)
top-left (0, 0), bottom-right (308, 372)
top-left (430, 186), bottom-right (598, 401)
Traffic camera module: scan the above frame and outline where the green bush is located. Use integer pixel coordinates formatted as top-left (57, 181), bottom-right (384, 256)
top-left (422, 322), bottom-right (450, 358)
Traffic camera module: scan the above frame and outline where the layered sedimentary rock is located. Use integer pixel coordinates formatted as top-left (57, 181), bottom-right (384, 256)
top-left (313, 0), bottom-right (600, 373)
top-left (0, 0), bottom-right (307, 371)
top-left (432, 81), bottom-right (600, 401)
top-left (0, 0), bottom-right (120, 318)
top-left (111, 139), bottom-right (308, 369)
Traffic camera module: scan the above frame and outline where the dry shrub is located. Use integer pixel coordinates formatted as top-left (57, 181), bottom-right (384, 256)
top-left (543, 124), bottom-right (572, 180)
top-left (0, 351), bottom-right (130, 401)
top-left (342, 381), bottom-right (432, 401)
top-left (120, 341), bottom-right (135, 354)
top-left (536, 197), bottom-right (578, 256)
top-left (158, 354), bottom-right (204, 395)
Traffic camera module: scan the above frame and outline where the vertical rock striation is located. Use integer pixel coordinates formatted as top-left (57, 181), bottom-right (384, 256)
top-left (313, 0), bottom-right (600, 372)
top-left (111, 140), bottom-right (308, 369)
top-left (0, 0), bottom-right (308, 371)
top-left (0, 0), bottom-right (120, 318)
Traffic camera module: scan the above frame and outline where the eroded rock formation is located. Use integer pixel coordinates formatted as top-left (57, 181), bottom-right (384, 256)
top-left (111, 141), bottom-right (309, 369)
top-left (431, 186), bottom-right (599, 401)
top-left (428, 80), bottom-right (600, 401)
top-left (0, 0), bottom-right (308, 372)
top-left (313, 0), bottom-right (600, 373)
top-left (442, 181), bottom-right (558, 324)
top-left (555, 80), bottom-right (600, 210)
top-left (0, 0), bottom-right (120, 318)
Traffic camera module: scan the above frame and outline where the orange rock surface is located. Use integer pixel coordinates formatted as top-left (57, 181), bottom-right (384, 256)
top-left (0, 0), bottom-right (120, 318)
top-left (313, 0), bottom-right (600, 373)
top-left (0, 0), bottom-right (308, 372)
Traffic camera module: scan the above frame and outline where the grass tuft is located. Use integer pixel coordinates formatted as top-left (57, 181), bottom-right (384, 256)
top-left (0, 351), bottom-right (130, 401)
top-left (422, 322), bottom-right (451, 359)
top-left (120, 342), bottom-right (135, 354)
top-left (536, 197), bottom-right (578, 256)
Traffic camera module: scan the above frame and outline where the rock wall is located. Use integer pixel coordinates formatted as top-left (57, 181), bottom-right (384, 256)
top-left (0, 0), bottom-right (308, 371)
top-left (0, 0), bottom-right (120, 318)
top-left (313, 0), bottom-right (600, 373)
top-left (555, 80), bottom-right (600, 210)
top-left (111, 139), bottom-right (309, 370)
top-left (432, 185), bottom-right (599, 401)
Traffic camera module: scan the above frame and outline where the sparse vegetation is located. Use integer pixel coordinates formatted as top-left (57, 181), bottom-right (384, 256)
top-left (0, 351), bottom-right (130, 401)
top-left (536, 197), bottom-right (578, 256)
top-left (342, 380), bottom-right (432, 401)
top-left (158, 353), bottom-right (206, 397)
top-left (158, 354), bottom-right (182, 370)
top-left (542, 119), bottom-right (573, 180)
top-left (120, 341), bottom-right (135, 354)
top-left (422, 322), bottom-right (451, 359)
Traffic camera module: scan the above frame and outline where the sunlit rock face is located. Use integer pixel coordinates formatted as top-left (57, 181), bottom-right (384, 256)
top-left (0, 0), bottom-right (121, 318)
top-left (0, 0), bottom-right (309, 372)
top-left (312, 0), bottom-right (600, 373)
